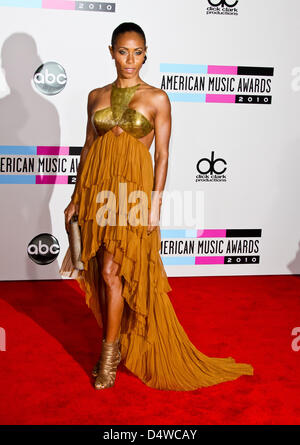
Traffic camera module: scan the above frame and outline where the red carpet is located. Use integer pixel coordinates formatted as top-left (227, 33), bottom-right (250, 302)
top-left (0, 275), bottom-right (299, 425)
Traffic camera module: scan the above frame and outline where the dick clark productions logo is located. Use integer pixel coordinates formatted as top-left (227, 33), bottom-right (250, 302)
top-left (208, 0), bottom-right (238, 6)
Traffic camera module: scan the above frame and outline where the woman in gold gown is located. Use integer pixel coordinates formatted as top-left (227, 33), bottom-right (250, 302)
top-left (61, 22), bottom-right (254, 391)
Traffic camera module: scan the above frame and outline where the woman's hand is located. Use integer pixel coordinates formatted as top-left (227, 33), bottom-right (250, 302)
top-left (64, 200), bottom-right (79, 234)
top-left (147, 200), bottom-right (161, 236)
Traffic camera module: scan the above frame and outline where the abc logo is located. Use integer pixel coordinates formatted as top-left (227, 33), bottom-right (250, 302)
top-left (33, 61), bottom-right (67, 95)
top-left (27, 233), bottom-right (60, 265)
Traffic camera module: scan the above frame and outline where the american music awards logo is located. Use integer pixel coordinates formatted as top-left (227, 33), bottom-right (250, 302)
top-left (160, 228), bottom-right (262, 266)
top-left (0, 1), bottom-right (116, 13)
top-left (160, 63), bottom-right (274, 105)
top-left (195, 150), bottom-right (227, 183)
top-left (206, 0), bottom-right (239, 16)
top-left (0, 145), bottom-right (81, 184)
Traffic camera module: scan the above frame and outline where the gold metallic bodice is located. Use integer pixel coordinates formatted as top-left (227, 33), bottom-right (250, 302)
top-left (92, 83), bottom-right (153, 139)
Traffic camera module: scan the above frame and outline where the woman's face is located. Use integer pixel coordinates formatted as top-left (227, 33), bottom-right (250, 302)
top-left (109, 31), bottom-right (146, 79)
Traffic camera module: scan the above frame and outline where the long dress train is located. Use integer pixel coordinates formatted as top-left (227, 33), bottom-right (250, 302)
top-left (59, 127), bottom-right (254, 391)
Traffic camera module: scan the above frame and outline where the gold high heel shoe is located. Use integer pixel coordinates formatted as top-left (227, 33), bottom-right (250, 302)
top-left (92, 338), bottom-right (105, 378)
top-left (94, 338), bottom-right (122, 390)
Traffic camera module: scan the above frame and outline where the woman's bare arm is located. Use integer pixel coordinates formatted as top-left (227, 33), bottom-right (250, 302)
top-left (152, 89), bottom-right (172, 206)
top-left (146, 89), bottom-right (171, 235)
top-left (70, 89), bottom-right (98, 204)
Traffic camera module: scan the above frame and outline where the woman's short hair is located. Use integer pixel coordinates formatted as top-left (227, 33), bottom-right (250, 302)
top-left (111, 22), bottom-right (147, 64)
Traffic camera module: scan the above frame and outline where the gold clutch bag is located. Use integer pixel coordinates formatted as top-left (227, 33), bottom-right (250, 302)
top-left (68, 214), bottom-right (84, 270)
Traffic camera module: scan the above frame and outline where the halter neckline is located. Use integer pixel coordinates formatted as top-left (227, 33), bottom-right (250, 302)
top-left (112, 82), bottom-right (141, 89)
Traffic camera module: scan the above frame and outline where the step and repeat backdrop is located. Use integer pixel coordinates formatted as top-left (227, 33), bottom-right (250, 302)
top-left (0, 0), bottom-right (299, 280)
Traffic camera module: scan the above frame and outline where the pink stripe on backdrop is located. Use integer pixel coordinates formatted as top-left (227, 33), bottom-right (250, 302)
top-left (195, 256), bottom-right (224, 265)
top-left (197, 229), bottom-right (226, 237)
top-left (206, 94), bottom-right (236, 103)
top-left (36, 176), bottom-right (68, 184)
top-left (37, 147), bottom-right (69, 155)
top-left (42, 0), bottom-right (75, 10)
top-left (207, 65), bottom-right (237, 75)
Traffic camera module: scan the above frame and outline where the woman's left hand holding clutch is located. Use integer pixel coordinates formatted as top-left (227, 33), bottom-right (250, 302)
top-left (64, 200), bottom-right (79, 234)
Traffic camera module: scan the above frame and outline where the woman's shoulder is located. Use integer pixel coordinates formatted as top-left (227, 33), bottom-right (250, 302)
top-left (138, 82), bottom-right (170, 106)
top-left (88, 83), bottom-right (111, 99)
top-left (139, 82), bottom-right (167, 96)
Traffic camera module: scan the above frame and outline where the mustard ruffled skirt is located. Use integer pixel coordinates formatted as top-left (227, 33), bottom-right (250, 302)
top-left (60, 129), bottom-right (254, 391)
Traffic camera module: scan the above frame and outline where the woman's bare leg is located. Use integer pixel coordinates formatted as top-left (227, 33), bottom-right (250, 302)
top-left (98, 246), bottom-right (124, 343)
top-left (96, 245), bottom-right (107, 340)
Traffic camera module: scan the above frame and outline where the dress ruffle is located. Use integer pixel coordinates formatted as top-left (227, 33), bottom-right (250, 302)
top-left (60, 129), bottom-right (254, 391)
